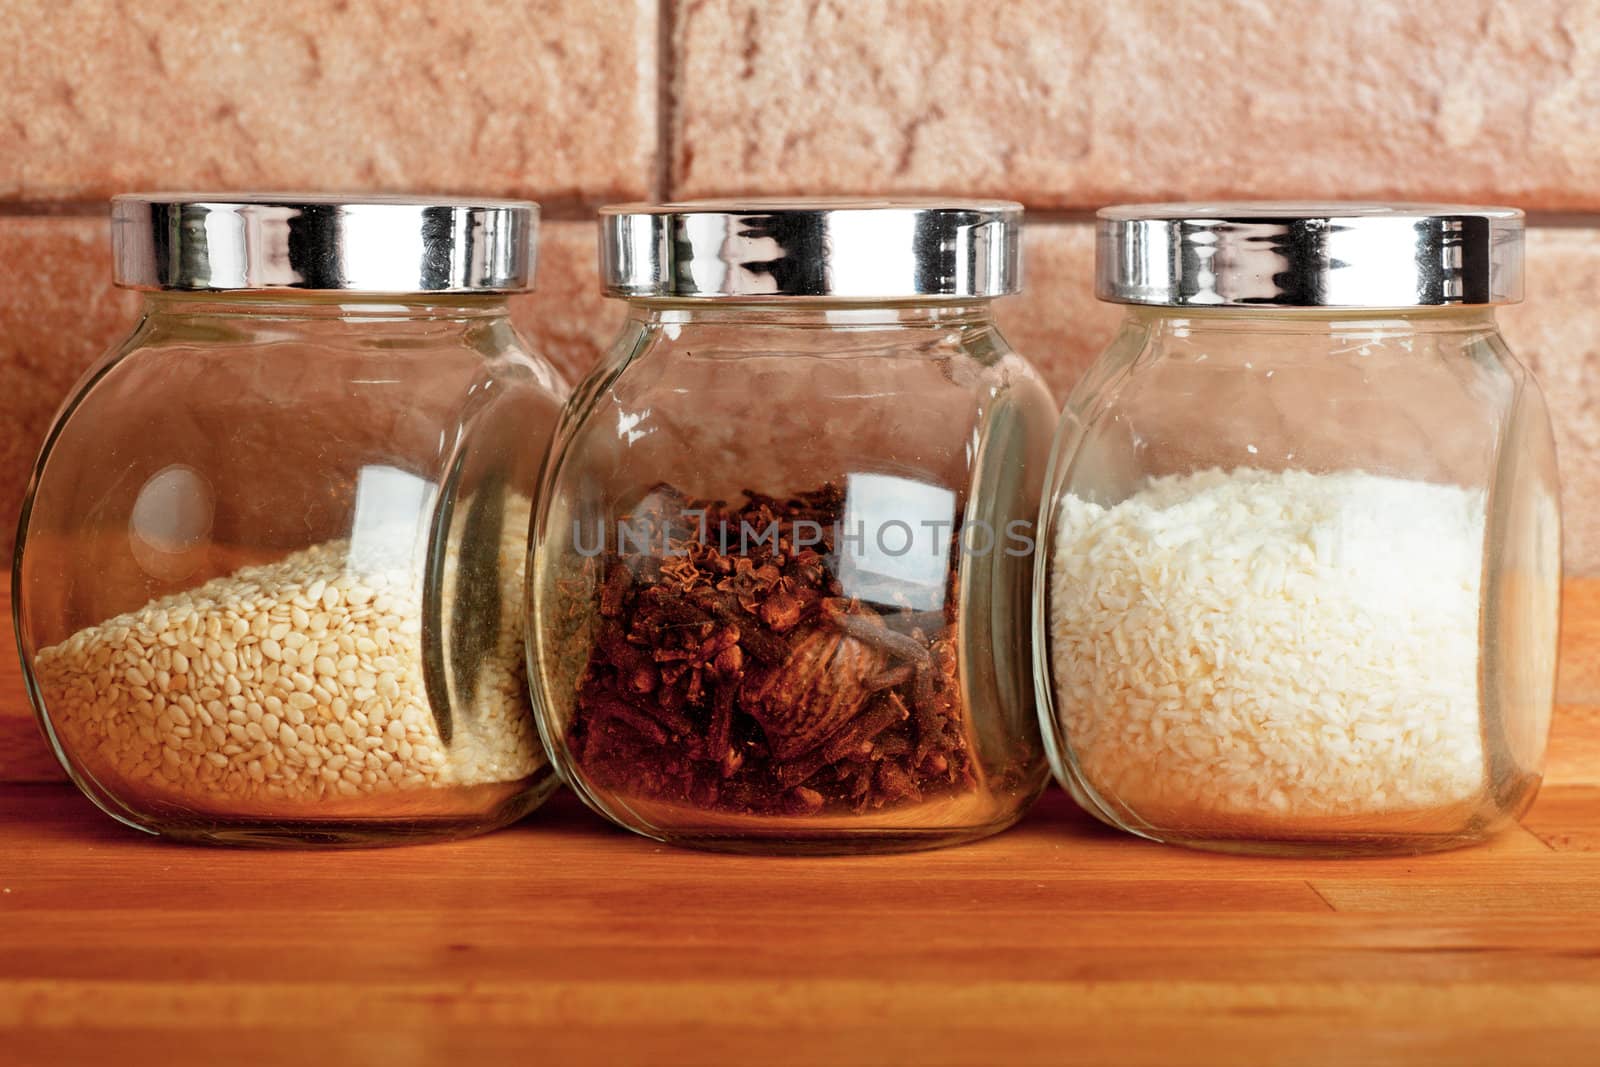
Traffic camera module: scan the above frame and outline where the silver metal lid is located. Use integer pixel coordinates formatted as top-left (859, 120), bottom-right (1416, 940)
top-left (1096, 202), bottom-right (1524, 308)
top-left (111, 194), bottom-right (537, 293)
top-left (599, 198), bottom-right (1022, 300)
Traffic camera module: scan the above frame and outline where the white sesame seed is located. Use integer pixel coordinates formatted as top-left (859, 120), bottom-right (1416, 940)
top-left (31, 519), bottom-right (542, 811)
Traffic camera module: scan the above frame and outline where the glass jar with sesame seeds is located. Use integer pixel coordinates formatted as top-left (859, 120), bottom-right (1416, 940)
top-left (1036, 203), bottom-right (1561, 855)
top-left (13, 194), bottom-right (568, 846)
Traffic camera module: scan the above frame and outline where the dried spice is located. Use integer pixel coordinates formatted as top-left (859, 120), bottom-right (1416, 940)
top-left (568, 484), bottom-right (976, 816)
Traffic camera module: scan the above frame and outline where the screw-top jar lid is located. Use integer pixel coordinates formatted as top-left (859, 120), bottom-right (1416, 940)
top-left (1096, 202), bottom-right (1524, 308)
top-left (599, 198), bottom-right (1022, 300)
top-left (111, 193), bottom-right (537, 292)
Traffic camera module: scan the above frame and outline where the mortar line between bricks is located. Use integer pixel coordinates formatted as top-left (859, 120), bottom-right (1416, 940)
top-left (1026, 210), bottom-right (1600, 227)
top-left (1522, 213), bottom-right (1600, 228)
top-left (0, 202), bottom-right (605, 223)
top-left (1022, 209), bottom-right (1101, 223)
top-left (0, 202), bottom-right (109, 217)
top-left (654, 0), bottom-right (677, 201)
top-left (4, 201), bottom-right (1600, 229)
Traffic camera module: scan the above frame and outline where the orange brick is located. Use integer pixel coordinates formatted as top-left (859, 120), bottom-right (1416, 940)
top-left (997, 224), bottom-right (1119, 397)
top-left (513, 222), bottom-right (619, 387)
top-left (2, 0), bottom-right (656, 204)
top-left (672, 0), bottom-right (1600, 210)
top-left (1503, 228), bottom-right (1600, 575)
top-left (0, 216), bottom-right (140, 559)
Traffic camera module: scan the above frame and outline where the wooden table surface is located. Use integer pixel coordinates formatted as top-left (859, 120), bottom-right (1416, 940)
top-left (5, 587), bottom-right (1600, 1065)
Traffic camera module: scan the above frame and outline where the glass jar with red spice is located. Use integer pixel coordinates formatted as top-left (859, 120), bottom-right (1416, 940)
top-left (530, 199), bottom-right (1057, 853)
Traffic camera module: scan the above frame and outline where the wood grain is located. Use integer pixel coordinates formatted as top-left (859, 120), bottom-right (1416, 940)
top-left (4, 783), bottom-right (1600, 1064)
top-left (2, 589), bottom-right (1600, 1064)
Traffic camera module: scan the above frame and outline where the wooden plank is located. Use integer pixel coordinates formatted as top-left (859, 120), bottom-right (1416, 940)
top-left (1311, 879), bottom-right (1600, 914)
top-left (4, 782), bottom-right (1600, 1059)
top-left (1, 581), bottom-right (1599, 1062)
top-left (11, 907), bottom-right (1600, 985)
top-left (1522, 786), bottom-right (1600, 852)
top-left (4, 977), bottom-right (1600, 1067)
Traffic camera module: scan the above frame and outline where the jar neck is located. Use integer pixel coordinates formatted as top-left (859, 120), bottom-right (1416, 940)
top-left (626, 299), bottom-right (997, 329)
top-left (142, 291), bottom-right (514, 322)
top-left (1125, 304), bottom-right (1502, 337)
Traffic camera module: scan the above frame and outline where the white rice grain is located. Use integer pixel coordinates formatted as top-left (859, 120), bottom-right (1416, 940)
top-left (1048, 468), bottom-right (1486, 821)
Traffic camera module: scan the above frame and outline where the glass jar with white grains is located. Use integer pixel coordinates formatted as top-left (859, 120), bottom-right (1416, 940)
top-left (1036, 203), bottom-right (1560, 855)
top-left (14, 194), bottom-right (569, 845)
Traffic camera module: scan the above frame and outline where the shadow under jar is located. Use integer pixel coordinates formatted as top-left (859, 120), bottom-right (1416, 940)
top-left (14, 194), bottom-right (569, 846)
top-left (531, 200), bottom-right (1057, 853)
top-left (1036, 203), bottom-right (1561, 856)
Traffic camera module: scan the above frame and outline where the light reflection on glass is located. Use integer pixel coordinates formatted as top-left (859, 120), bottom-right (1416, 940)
top-left (834, 471), bottom-right (955, 610)
top-left (347, 464), bottom-right (434, 570)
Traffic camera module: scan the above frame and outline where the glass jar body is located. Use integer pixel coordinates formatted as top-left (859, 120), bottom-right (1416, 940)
top-left (531, 302), bottom-right (1057, 853)
top-left (15, 293), bottom-right (568, 845)
top-left (1036, 307), bottom-right (1561, 855)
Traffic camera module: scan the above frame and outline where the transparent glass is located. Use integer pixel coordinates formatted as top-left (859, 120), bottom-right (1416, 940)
top-left (1035, 307), bottom-right (1561, 855)
top-left (531, 301), bottom-right (1057, 853)
top-left (14, 292), bottom-right (568, 846)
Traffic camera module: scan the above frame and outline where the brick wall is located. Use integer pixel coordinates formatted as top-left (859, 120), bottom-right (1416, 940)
top-left (1, 1), bottom-right (1597, 780)
top-left (8, 0), bottom-right (1600, 553)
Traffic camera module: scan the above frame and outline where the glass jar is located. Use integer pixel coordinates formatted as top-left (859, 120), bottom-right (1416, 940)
top-left (530, 200), bottom-right (1057, 853)
top-left (14, 194), bottom-right (569, 846)
top-left (1037, 203), bottom-right (1560, 856)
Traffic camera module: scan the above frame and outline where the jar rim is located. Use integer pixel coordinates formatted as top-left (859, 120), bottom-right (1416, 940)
top-left (111, 193), bottom-right (538, 294)
top-left (598, 198), bottom-right (1022, 301)
top-left (1095, 201), bottom-right (1523, 309)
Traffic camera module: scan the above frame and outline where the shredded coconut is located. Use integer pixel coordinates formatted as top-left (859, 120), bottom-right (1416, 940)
top-left (1048, 468), bottom-right (1486, 824)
